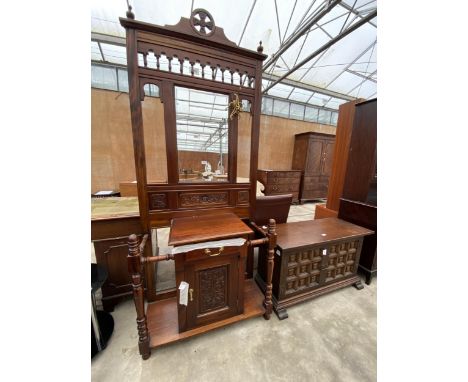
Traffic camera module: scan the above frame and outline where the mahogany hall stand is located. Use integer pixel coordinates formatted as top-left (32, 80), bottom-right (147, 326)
top-left (120, 7), bottom-right (276, 360)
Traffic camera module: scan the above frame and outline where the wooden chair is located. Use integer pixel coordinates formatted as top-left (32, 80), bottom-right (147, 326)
top-left (245, 194), bottom-right (293, 278)
top-left (253, 194), bottom-right (293, 226)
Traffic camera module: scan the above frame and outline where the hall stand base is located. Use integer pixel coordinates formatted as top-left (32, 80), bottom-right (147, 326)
top-left (146, 279), bottom-right (264, 349)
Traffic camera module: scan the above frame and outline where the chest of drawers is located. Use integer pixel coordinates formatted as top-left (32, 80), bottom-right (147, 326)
top-left (257, 169), bottom-right (302, 203)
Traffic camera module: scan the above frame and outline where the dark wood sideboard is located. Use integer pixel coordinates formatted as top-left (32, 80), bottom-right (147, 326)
top-left (257, 169), bottom-right (302, 203)
top-left (256, 217), bottom-right (373, 319)
top-left (292, 132), bottom-right (335, 202)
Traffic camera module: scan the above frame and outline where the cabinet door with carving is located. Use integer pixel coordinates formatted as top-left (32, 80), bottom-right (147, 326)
top-left (321, 140), bottom-right (335, 176)
top-left (319, 239), bottom-right (362, 284)
top-left (185, 253), bottom-right (240, 330)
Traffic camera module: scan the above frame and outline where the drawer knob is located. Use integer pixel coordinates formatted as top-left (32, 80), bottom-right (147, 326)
top-left (205, 247), bottom-right (224, 257)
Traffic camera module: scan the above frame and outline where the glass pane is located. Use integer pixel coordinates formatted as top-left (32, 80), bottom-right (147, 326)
top-left (331, 112), bottom-right (338, 126)
top-left (304, 106), bottom-right (318, 122)
top-left (117, 68), bottom-right (129, 92)
top-left (261, 97), bottom-right (273, 115)
top-left (91, 65), bottom-right (117, 91)
top-left (144, 84), bottom-right (159, 97)
top-left (318, 109), bottom-right (332, 124)
top-left (272, 99), bottom-right (289, 118)
top-left (175, 87), bottom-right (229, 183)
top-left (289, 103), bottom-right (305, 120)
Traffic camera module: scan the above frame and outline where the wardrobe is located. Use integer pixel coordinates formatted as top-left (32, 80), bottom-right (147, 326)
top-left (292, 132), bottom-right (335, 202)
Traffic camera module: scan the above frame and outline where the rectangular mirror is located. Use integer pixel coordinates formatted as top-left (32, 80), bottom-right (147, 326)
top-left (175, 86), bottom-right (229, 183)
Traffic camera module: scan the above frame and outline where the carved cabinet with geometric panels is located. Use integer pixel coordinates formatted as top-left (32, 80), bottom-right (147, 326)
top-left (256, 217), bottom-right (373, 319)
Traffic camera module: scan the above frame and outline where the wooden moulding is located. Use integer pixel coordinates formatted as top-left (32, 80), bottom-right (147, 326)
top-left (146, 279), bottom-right (264, 348)
top-left (256, 272), bottom-right (361, 315)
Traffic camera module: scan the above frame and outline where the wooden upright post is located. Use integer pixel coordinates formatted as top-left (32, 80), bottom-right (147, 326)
top-left (263, 218), bottom-right (276, 320)
top-left (127, 234), bottom-right (151, 360)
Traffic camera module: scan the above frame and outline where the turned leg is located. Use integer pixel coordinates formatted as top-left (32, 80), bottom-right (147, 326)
top-left (128, 234), bottom-right (151, 360)
top-left (275, 308), bottom-right (288, 320)
top-left (354, 279), bottom-right (364, 290)
top-left (263, 219), bottom-right (276, 320)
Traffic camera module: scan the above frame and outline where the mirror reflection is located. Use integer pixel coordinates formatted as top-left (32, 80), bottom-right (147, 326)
top-left (175, 86), bottom-right (229, 183)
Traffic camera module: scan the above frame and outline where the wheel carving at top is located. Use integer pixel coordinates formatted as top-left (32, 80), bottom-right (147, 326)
top-left (190, 8), bottom-right (215, 36)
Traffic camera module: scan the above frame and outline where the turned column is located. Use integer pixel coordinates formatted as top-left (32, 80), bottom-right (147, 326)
top-left (263, 219), bottom-right (276, 320)
top-left (128, 234), bottom-right (151, 360)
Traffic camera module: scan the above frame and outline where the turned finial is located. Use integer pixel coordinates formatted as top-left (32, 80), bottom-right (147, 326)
top-left (257, 41), bottom-right (264, 53)
top-left (128, 234), bottom-right (139, 251)
top-left (267, 218), bottom-right (276, 234)
top-left (126, 1), bottom-right (135, 19)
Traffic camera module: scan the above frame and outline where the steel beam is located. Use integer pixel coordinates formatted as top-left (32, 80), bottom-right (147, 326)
top-left (262, 9), bottom-right (377, 94)
top-left (238, 0), bottom-right (257, 45)
top-left (346, 70), bottom-right (377, 96)
top-left (263, 0), bottom-right (342, 70)
top-left (346, 69), bottom-right (377, 83)
top-left (339, 1), bottom-right (376, 28)
top-left (265, 94), bottom-right (340, 113)
top-left (262, 73), bottom-right (355, 101)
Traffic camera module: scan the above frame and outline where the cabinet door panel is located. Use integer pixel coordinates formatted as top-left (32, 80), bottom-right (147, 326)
top-left (320, 239), bottom-right (362, 284)
top-left (185, 253), bottom-right (239, 329)
top-left (305, 140), bottom-right (324, 175)
top-left (322, 141), bottom-right (335, 175)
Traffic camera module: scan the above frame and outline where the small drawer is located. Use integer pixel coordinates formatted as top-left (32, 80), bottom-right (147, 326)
top-left (184, 245), bottom-right (243, 262)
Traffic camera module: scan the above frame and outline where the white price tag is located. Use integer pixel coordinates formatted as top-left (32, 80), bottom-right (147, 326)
top-left (178, 281), bottom-right (189, 306)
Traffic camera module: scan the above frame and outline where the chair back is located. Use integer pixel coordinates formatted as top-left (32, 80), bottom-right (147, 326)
top-left (254, 194), bottom-right (293, 226)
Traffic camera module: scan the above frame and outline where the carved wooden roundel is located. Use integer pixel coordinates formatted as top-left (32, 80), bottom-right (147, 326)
top-left (190, 8), bottom-right (215, 36)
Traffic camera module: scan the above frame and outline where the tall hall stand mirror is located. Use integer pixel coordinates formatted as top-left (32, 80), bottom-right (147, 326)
top-left (120, 7), bottom-right (276, 359)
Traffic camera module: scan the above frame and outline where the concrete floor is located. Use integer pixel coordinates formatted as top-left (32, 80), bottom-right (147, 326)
top-left (92, 202), bottom-right (377, 382)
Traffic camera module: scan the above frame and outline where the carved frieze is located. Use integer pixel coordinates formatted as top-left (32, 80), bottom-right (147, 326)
top-left (237, 190), bottom-right (249, 205)
top-left (198, 266), bottom-right (227, 313)
top-left (149, 193), bottom-right (167, 210)
top-left (179, 192), bottom-right (228, 208)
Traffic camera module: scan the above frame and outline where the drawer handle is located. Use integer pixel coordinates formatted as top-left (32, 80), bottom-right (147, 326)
top-left (189, 288), bottom-right (194, 302)
top-left (204, 247), bottom-right (224, 257)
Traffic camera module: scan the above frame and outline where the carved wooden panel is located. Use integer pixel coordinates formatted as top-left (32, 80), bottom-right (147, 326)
top-left (198, 265), bottom-right (227, 313)
top-left (237, 190), bottom-right (249, 205)
top-left (149, 193), bottom-right (168, 210)
top-left (179, 191), bottom-right (228, 208)
top-left (324, 240), bottom-right (360, 282)
top-left (284, 249), bottom-right (322, 296)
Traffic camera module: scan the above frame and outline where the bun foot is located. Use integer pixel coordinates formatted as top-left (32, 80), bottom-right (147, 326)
top-left (353, 280), bottom-right (364, 290)
top-left (276, 308), bottom-right (289, 320)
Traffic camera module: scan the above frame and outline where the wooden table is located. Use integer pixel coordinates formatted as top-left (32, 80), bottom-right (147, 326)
top-left (256, 217), bottom-right (373, 319)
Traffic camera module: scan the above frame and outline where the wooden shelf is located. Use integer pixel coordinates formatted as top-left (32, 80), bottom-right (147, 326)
top-left (147, 279), bottom-right (264, 348)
